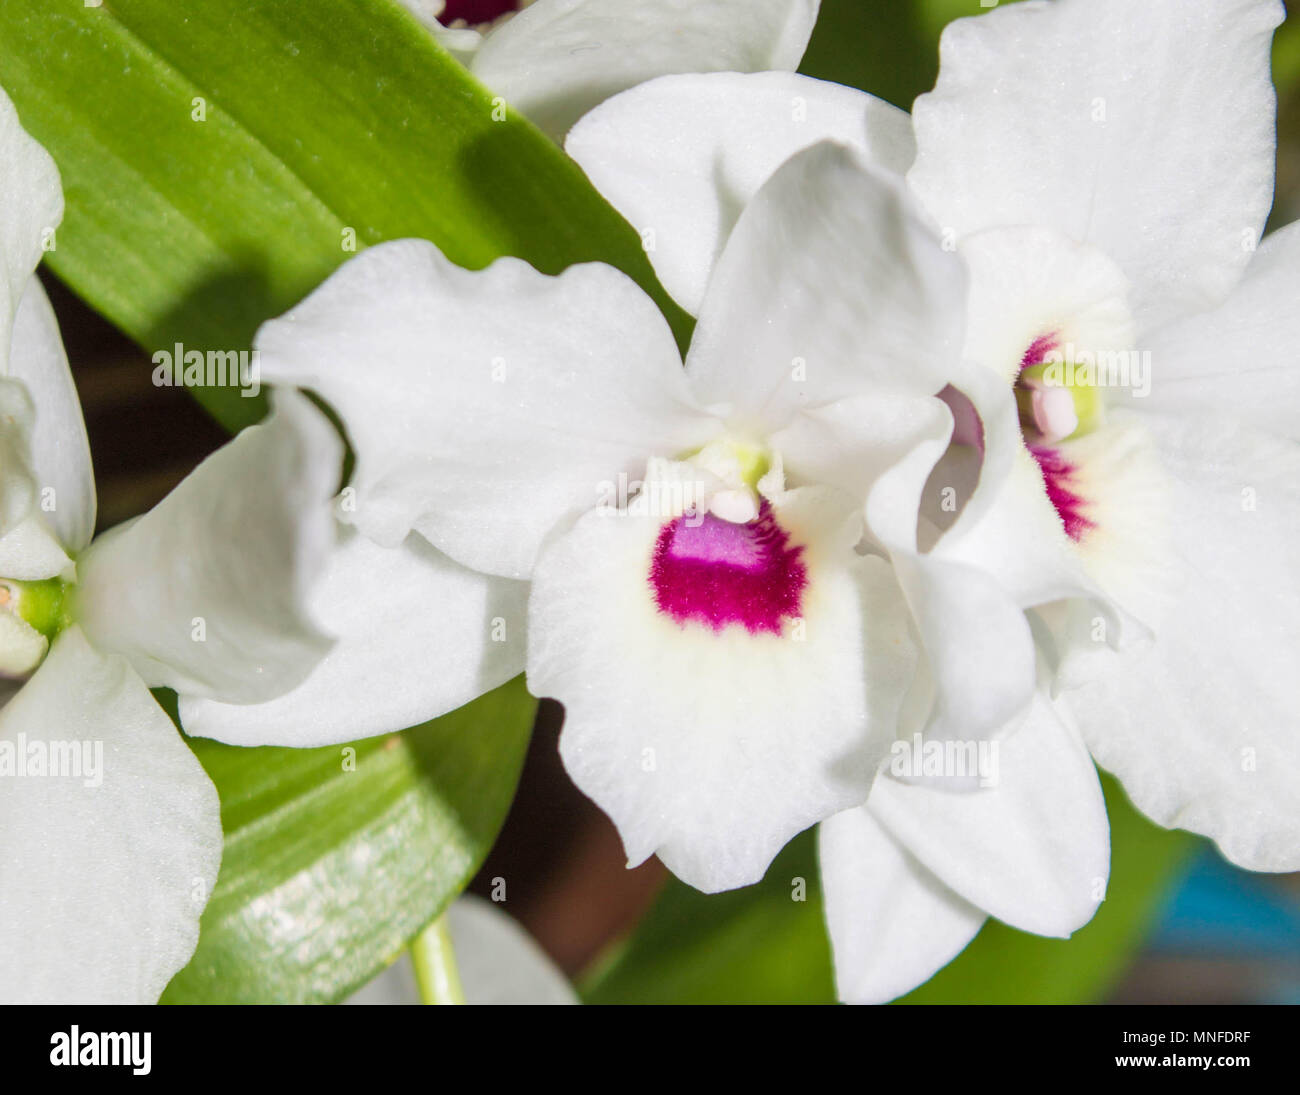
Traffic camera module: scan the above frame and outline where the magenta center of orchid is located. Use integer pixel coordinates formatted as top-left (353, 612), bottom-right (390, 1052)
top-left (440, 0), bottom-right (520, 25)
top-left (649, 502), bottom-right (808, 636)
top-left (1027, 444), bottom-right (1093, 542)
top-left (1016, 333), bottom-right (1095, 542)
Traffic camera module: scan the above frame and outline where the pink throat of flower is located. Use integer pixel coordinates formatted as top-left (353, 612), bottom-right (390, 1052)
top-left (1018, 331), bottom-right (1093, 542)
top-left (649, 502), bottom-right (808, 635)
top-left (1029, 444), bottom-right (1094, 542)
top-left (1020, 333), bottom-right (1061, 372)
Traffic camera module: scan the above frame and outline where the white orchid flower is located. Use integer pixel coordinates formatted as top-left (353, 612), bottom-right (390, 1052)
top-left (905, 0), bottom-right (1300, 874)
top-left (0, 91), bottom-right (343, 1003)
top-left (396, 0), bottom-right (820, 136)
top-left (565, 0), bottom-right (1300, 1000)
top-left (180, 136), bottom-right (998, 895)
top-left (347, 896), bottom-right (577, 1005)
top-left (564, 73), bottom-right (1107, 999)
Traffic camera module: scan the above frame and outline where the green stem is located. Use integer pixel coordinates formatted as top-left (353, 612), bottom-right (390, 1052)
top-left (410, 914), bottom-right (465, 1005)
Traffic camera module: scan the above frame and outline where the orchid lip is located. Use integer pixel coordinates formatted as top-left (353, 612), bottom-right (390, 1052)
top-left (649, 500), bottom-right (807, 636)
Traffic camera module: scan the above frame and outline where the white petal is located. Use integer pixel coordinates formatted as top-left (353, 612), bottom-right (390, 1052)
top-left (770, 389), bottom-right (954, 512)
top-left (686, 141), bottom-right (966, 433)
top-left (180, 528), bottom-right (527, 747)
top-left (0, 378), bottom-right (42, 538)
top-left (0, 89), bottom-right (61, 375)
top-left (529, 462), bottom-right (916, 893)
top-left (9, 278), bottom-right (96, 551)
top-left (870, 689), bottom-right (1110, 937)
top-left (0, 611), bottom-right (47, 677)
top-left (75, 390), bottom-right (341, 703)
top-left (910, 0), bottom-right (1284, 331)
top-left (1049, 412), bottom-right (1176, 634)
top-left (958, 226), bottom-right (1138, 387)
top-left (926, 359), bottom-right (1113, 617)
top-left (473, 0), bottom-right (819, 138)
top-left (346, 896), bottom-right (577, 1005)
top-left (892, 552), bottom-right (1036, 743)
top-left (566, 71), bottom-right (914, 315)
top-left (0, 514), bottom-right (73, 581)
top-left (256, 239), bottom-right (717, 579)
top-left (1058, 412), bottom-right (1300, 872)
top-left (819, 808), bottom-right (985, 1005)
top-left (0, 628), bottom-right (221, 1003)
top-left (1136, 220), bottom-right (1300, 439)
top-left (0, 376), bottom-right (71, 579)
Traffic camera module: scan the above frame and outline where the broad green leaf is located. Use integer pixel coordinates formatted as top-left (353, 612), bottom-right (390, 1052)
top-left (161, 677), bottom-right (533, 1004)
top-left (799, 0), bottom-right (937, 108)
top-left (582, 774), bottom-right (1197, 1004)
top-left (582, 830), bottom-right (836, 1006)
top-left (0, 0), bottom-right (688, 431)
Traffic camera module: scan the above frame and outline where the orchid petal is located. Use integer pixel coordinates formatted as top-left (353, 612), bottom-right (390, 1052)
top-left (819, 807), bottom-right (985, 1005)
top-left (180, 527), bottom-right (526, 747)
top-left (910, 0), bottom-right (1283, 331)
top-left (9, 279), bottom-right (96, 552)
top-left (686, 141), bottom-right (965, 433)
top-left (76, 390), bottom-right (341, 704)
top-left (567, 71), bottom-right (913, 315)
top-left (0, 628), bottom-right (221, 1003)
top-left (474, 0), bottom-right (819, 138)
top-left (255, 239), bottom-right (717, 580)
top-left (1059, 412), bottom-right (1300, 872)
top-left (870, 689), bottom-right (1110, 937)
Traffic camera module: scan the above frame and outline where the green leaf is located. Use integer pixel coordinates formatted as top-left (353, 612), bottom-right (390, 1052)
top-left (582, 830), bottom-right (836, 1006)
top-left (582, 774), bottom-right (1197, 1004)
top-left (161, 677), bottom-right (534, 1004)
top-left (0, 0), bottom-right (688, 431)
top-left (799, 0), bottom-right (938, 108)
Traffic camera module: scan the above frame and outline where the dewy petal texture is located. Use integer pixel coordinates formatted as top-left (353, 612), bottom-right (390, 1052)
top-left (819, 807), bottom-right (986, 1006)
top-left (75, 390), bottom-right (340, 703)
top-left (567, 71), bottom-right (915, 316)
top-left (472, 0), bottom-right (820, 138)
top-left (529, 464), bottom-right (916, 893)
top-left (255, 239), bottom-right (717, 580)
top-left (1058, 413), bottom-right (1300, 872)
top-left (909, 0), bottom-right (1284, 330)
top-left (0, 628), bottom-right (222, 1003)
top-left (870, 690), bottom-right (1110, 937)
top-left (180, 529), bottom-right (528, 747)
top-left (685, 141), bottom-right (965, 430)
top-left (1138, 221), bottom-right (1300, 440)
top-left (8, 279), bottom-right (97, 552)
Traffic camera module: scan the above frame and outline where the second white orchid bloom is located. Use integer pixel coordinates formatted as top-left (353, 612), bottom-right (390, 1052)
top-left (183, 139), bottom-right (982, 894)
top-left (0, 90), bottom-right (344, 1002)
